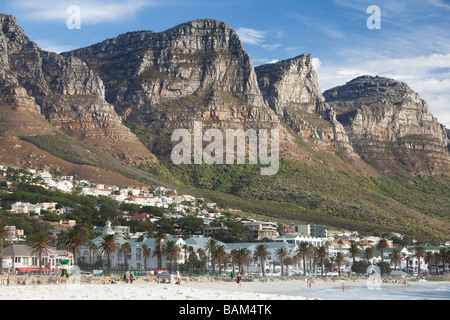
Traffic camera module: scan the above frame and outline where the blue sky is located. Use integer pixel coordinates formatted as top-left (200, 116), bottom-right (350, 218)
top-left (2, 0), bottom-right (449, 126)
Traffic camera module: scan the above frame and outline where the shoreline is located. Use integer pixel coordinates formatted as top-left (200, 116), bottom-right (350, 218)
top-left (1, 276), bottom-right (449, 300)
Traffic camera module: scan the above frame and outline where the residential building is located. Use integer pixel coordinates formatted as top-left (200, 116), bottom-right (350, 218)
top-left (290, 224), bottom-right (328, 238)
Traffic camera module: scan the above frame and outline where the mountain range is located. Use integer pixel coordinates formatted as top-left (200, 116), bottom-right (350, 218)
top-left (0, 14), bottom-right (448, 242)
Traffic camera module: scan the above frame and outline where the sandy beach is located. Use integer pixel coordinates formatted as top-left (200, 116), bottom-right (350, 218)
top-left (1, 276), bottom-right (449, 300)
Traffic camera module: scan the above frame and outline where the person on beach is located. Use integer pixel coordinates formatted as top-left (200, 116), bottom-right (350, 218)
top-left (124, 271), bottom-right (130, 283)
top-left (58, 254), bottom-right (71, 285)
top-left (342, 281), bottom-right (345, 293)
top-left (176, 271), bottom-right (181, 285)
top-left (237, 272), bottom-right (242, 288)
top-left (130, 272), bottom-right (135, 284)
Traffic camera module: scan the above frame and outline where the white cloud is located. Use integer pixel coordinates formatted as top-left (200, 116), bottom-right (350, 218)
top-left (236, 27), bottom-right (267, 45)
top-left (236, 27), bottom-right (282, 51)
top-left (13, 0), bottom-right (159, 25)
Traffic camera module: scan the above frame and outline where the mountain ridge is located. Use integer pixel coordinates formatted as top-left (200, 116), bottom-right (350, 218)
top-left (0, 13), bottom-right (449, 241)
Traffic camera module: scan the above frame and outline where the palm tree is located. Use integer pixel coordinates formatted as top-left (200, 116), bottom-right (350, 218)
top-left (62, 227), bottom-right (87, 268)
top-left (163, 240), bottom-right (181, 273)
top-left (275, 247), bottom-right (289, 276)
top-left (254, 244), bottom-right (270, 276)
top-left (284, 257), bottom-right (293, 276)
top-left (335, 252), bottom-right (345, 277)
top-left (424, 251), bottom-right (434, 275)
top-left (364, 247), bottom-right (375, 264)
top-left (142, 244), bottom-right (150, 272)
top-left (87, 241), bottom-right (98, 271)
top-left (316, 245), bottom-right (328, 277)
top-left (0, 221), bottom-right (12, 275)
top-left (296, 242), bottom-right (309, 276)
top-left (376, 239), bottom-right (389, 262)
top-left (205, 238), bottom-right (218, 274)
top-left (121, 242), bottom-right (131, 271)
top-left (405, 255), bottom-right (411, 274)
top-left (231, 248), bottom-right (251, 274)
top-left (212, 245), bottom-right (228, 276)
top-left (414, 246), bottom-right (425, 277)
top-left (99, 234), bottom-right (120, 276)
top-left (306, 244), bottom-right (316, 275)
top-left (390, 248), bottom-right (402, 271)
top-left (29, 233), bottom-right (52, 275)
top-left (439, 248), bottom-right (449, 273)
top-left (349, 242), bottom-right (360, 266)
top-left (155, 231), bottom-right (166, 269)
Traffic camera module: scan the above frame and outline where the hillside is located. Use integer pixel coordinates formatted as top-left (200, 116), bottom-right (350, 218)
top-left (0, 13), bottom-right (448, 242)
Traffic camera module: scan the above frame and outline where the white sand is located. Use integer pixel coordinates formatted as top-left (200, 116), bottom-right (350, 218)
top-left (0, 278), bottom-right (448, 300)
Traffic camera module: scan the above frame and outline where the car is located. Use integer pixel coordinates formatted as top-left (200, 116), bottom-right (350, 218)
top-left (79, 270), bottom-right (92, 276)
top-left (156, 271), bottom-right (171, 279)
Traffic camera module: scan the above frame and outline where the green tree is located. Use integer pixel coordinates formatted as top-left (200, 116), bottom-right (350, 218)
top-left (0, 221), bottom-right (12, 275)
top-left (376, 239), bottom-right (389, 262)
top-left (122, 242), bottom-right (131, 271)
top-left (99, 234), bottom-right (120, 276)
top-left (315, 246), bottom-right (328, 277)
top-left (296, 242), bottom-right (309, 276)
top-left (29, 233), bottom-right (52, 275)
top-left (163, 240), bottom-right (181, 273)
top-left (62, 227), bottom-right (88, 268)
top-left (275, 247), bottom-right (289, 276)
top-left (254, 244), bottom-right (270, 276)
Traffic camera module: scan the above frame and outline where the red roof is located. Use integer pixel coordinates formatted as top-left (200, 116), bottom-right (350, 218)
top-left (281, 228), bottom-right (296, 234)
top-left (128, 213), bottom-right (149, 220)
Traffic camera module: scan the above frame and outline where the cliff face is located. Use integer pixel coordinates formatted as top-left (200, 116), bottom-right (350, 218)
top-left (324, 76), bottom-right (449, 174)
top-left (0, 13), bottom-right (157, 165)
top-left (63, 19), bottom-right (277, 129)
top-left (255, 54), bottom-right (352, 151)
top-left (1, 13), bottom-right (448, 177)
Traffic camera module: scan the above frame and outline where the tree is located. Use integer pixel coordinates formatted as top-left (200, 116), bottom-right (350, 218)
top-left (296, 242), bottom-right (309, 276)
top-left (142, 244), bottom-right (150, 272)
top-left (87, 241), bottom-right (98, 271)
top-left (62, 227), bottom-right (87, 268)
top-left (231, 248), bottom-right (251, 274)
top-left (0, 221), bottom-right (12, 275)
top-left (99, 234), bottom-right (120, 276)
top-left (254, 244), bottom-right (270, 276)
top-left (376, 239), bottom-right (389, 262)
top-left (390, 248), bottom-right (402, 271)
top-left (154, 231), bottom-right (166, 269)
top-left (121, 242), bottom-right (131, 271)
top-left (335, 252), bottom-right (345, 277)
top-left (205, 238), bottom-right (218, 274)
top-left (163, 240), bottom-right (181, 273)
top-left (29, 233), bottom-right (52, 275)
top-left (364, 247), bottom-right (375, 264)
top-left (212, 245), bottom-right (228, 276)
top-left (275, 247), bottom-right (289, 276)
top-left (414, 246), bottom-right (425, 276)
top-left (315, 246), bottom-right (328, 277)
top-left (349, 242), bottom-right (360, 266)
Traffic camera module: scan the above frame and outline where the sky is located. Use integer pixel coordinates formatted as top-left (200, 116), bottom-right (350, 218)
top-left (1, 0), bottom-right (449, 127)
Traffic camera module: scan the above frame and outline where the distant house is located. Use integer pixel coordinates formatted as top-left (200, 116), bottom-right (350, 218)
top-left (10, 202), bottom-right (41, 216)
top-left (2, 244), bottom-right (72, 275)
top-left (127, 213), bottom-right (150, 222)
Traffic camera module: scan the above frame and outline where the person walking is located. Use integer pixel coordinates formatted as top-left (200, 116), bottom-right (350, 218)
top-left (58, 254), bottom-right (71, 285)
top-left (236, 272), bottom-right (242, 288)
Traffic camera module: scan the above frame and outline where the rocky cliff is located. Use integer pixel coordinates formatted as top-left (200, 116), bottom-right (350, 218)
top-left (324, 76), bottom-right (449, 175)
top-left (0, 13), bottom-right (157, 166)
top-left (63, 19), bottom-right (276, 127)
top-left (255, 54), bottom-right (352, 151)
